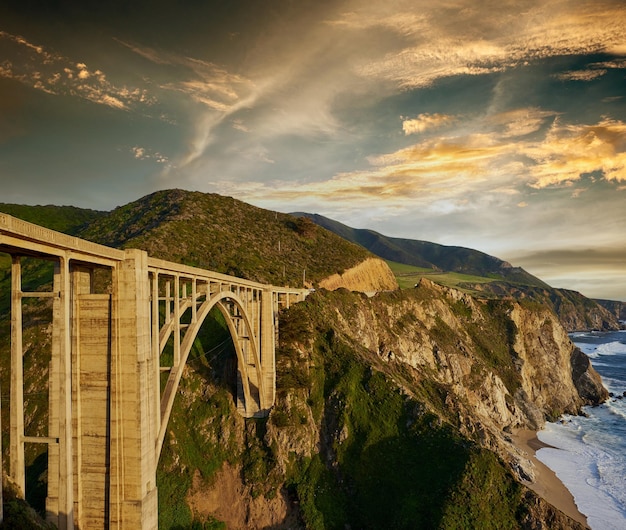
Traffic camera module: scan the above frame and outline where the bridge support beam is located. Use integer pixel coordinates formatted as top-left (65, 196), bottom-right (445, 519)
top-left (9, 256), bottom-right (25, 495)
top-left (261, 289), bottom-right (276, 410)
top-left (109, 249), bottom-right (158, 529)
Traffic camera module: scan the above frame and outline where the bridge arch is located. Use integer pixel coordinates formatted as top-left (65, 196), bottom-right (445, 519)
top-left (156, 290), bottom-right (266, 459)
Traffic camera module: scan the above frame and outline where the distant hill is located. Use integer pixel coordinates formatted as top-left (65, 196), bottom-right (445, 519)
top-left (293, 212), bottom-right (619, 331)
top-left (595, 299), bottom-right (626, 322)
top-left (0, 203), bottom-right (105, 234)
top-left (292, 212), bottom-right (549, 288)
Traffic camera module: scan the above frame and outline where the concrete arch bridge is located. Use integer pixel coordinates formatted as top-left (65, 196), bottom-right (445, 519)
top-left (0, 213), bottom-right (308, 529)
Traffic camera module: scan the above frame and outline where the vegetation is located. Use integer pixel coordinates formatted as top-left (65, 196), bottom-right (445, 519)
top-left (78, 189), bottom-right (372, 286)
top-left (295, 212), bottom-right (549, 287)
top-left (387, 260), bottom-right (498, 292)
top-left (274, 299), bottom-right (526, 529)
top-left (0, 203), bottom-right (105, 234)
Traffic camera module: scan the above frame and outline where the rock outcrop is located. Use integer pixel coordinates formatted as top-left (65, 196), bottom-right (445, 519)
top-left (317, 257), bottom-right (398, 292)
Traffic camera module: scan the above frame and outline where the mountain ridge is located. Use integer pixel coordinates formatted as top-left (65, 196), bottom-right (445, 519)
top-left (293, 212), bottom-right (620, 331)
top-left (292, 212), bottom-right (549, 286)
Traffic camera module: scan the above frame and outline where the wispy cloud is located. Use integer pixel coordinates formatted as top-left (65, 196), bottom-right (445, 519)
top-left (131, 145), bottom-right (169, 164)
top-left (336, 1), bottom-right (626, 88)
top-left (526, 118), bottom-right (626, 187)
top-left (213, 110), bottom-right (626, 215)
top-left (0, 31), bottom-right (154, 110)
top-left (487, 108), bottom-right (558, 138)
top-left (555, 57), bottom-right (626, 82)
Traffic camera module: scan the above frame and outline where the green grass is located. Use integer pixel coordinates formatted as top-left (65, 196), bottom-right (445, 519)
top-left (276, 306), bottom-right (527, 530)
top-left (386, 260), bottom-right (498, 290)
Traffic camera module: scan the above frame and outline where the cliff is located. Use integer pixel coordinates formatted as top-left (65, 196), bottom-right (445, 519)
top-left (164, 279), bottom-right (604, 529)
top-left (466, 282), bottom-right (620, 332)
top-left (595, 298), bottom-right (626, 323)
top-left (317, 257), bottom-right (398, 292)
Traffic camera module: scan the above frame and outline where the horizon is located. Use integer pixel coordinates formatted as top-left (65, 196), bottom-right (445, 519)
top-left (3, 187), bottom-right (626, 303)
top-left (1, 1), bottom-right (625, 300)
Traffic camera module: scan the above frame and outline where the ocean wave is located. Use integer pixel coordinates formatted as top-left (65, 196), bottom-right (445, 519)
top-left (537, 421), bottom-right (626, 530)
top-left (595, 341), bottom-right (626, 357)
top-left (605, 402), bottom-right (626, 423)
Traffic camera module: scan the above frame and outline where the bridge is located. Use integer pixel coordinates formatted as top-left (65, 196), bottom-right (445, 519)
top-left (0, 213), bottom-right (309, 529)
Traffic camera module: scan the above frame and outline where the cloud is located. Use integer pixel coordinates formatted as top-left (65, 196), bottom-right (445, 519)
top-left (131, 145), bottom-right (169, 164)
top-left (487, 108), bottom-right (557, 137)
top-left (208, 109), bottom-right (626, 222)
top-left (402, 113), bottom-right (456, 135)
top-left (337, 1), bottom-right (626, 88)
top-left (0, 31), bottom-right (155, 110)
top-left (555, 57), bottom-right (626, 82)
top-left (555, 69), bottom-right (607, 81)
top-left (526, 118), bottom-right (626, 187)
top-left (508, 247), bottom-right (626, 299)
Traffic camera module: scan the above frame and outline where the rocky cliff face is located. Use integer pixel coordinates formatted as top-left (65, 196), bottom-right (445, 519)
top-left (176, 279), bottom-right (605, 529)
top-left (595, 299), bottom-right (626, 323)
top-left (467, 282), bottom-right (620, 332)
top-left (316, 257), bottom-right (398, 292)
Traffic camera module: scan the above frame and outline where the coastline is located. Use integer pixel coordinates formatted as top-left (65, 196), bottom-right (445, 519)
top-left (511, 428), bottom-right (589, 528)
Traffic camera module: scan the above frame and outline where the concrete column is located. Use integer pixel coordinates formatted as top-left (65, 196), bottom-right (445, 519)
top-left (151, 272), bottom-right (161, 443)
top-left (260, 289), bottom-right (276, 410)
top-left (109, 249), bottom-right (158, 529)
top-left (173, 275), bottom-right (180, 367)
top-left (55, 255), bottom-right (75, 530)
top-left (9, 255), bottom-right (25, 495)
top-left (0, 380), bottom-right (3, 524)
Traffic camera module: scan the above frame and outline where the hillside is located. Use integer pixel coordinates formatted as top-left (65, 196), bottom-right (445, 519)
top-left (0, 203), bottom-right (105, 234)
top-left (295, 212), bottom-right (620, 332)
top-left (76, 189), bottom-right (394, 289)
top-left (595, 299), bottom-right (626, 322)
top-left (293, 212), bottom-right (548, 287)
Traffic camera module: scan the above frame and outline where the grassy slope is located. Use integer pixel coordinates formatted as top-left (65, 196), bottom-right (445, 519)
top-left (294, 212), bottom-right (549, 288)
top-left (387, 260), bottom-right (498, 292)
top-left (79, 190), bottom-right (372, 287)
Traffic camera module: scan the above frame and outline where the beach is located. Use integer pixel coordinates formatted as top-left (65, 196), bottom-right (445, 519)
top-left (511, 428), bottom-right (588, 528)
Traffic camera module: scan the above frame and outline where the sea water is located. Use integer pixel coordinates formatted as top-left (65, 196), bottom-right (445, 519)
top-left (535, 329), bottom-right (626, 530)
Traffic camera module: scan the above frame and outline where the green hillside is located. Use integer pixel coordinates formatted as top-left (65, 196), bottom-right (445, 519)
top-left (0, 203), bottom-right (105, 234)
top-left (78, 189), bottom-right (372, 287)
top-left (387, 260), bottom-right (499, 291)
top-left (293, 212), bottom-right (549, 287)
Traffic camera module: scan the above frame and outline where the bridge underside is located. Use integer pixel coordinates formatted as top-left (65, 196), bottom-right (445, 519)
top-left (0, 213), bottom-right (307, 529)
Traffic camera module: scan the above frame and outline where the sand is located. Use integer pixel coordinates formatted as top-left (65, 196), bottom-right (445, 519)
top-left (511, 428), bottom-right (589, 528)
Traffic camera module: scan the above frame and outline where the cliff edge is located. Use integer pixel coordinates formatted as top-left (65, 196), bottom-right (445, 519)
top-left (317, 257), bottom-right (398, 292)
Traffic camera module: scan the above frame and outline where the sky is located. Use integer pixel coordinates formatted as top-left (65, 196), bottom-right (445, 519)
top-left (1, 0), bottom-right (625, 301)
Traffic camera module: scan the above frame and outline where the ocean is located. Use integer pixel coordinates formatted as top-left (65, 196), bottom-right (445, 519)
top-left (535, 329), bottom-right (626, 530)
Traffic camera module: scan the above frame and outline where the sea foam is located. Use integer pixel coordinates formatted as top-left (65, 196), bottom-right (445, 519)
top-left (536, 331), bottom-right (626, 530)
